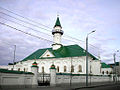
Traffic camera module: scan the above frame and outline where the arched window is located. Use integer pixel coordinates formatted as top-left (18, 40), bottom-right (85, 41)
top-left (78, 65), bottom-right (82, 72)
top-left (18, 68), bottom-right (20, 71)
top-left (42, 66), bottom-right (44, 73)
top-left (24, 68), bottom-right (25, 72)
top-left (106, 71), bottom-right (108, 74)
top-left (64, 66), bottom-right (67, 72)
top-left (71, 65), bottom-right (74, 72)
top-left (102, 71), bottom-right (104, 74)
top-left (57, 66), bottom-right (59, 72)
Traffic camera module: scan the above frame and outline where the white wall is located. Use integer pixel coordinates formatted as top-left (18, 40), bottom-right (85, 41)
top-left (91, 60), bottom-right (101, 75)
top-left (0, 72), bottom-right (33, 88)
top-left (56, 75), bottom-right (112, 84)
top-left (5, 56), bottom-right (101, 75)
top-left (101, 68), bottom-right (113, 75)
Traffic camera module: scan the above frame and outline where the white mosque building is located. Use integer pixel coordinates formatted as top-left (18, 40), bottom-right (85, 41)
top-left (1, 17), bottom-right (112, 75)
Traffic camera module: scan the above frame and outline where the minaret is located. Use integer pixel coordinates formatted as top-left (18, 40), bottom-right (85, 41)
top-left (52, 16), bottom-right (63, 50)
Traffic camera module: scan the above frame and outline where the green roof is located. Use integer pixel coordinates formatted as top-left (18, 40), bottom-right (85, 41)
top-left (109, 62), bottom-right (119, 67)
top-left (54, 17), bottom-right (61, 27)
top-left (22, 45), bottom-right (98, 61)
top-left (101, 63), bottom-right (111, 68)
top-left (0, 68), bottom-right (33, 74)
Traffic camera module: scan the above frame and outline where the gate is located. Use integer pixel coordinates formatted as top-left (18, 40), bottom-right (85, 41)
top-left (38, 73), bottom-right (50, 86)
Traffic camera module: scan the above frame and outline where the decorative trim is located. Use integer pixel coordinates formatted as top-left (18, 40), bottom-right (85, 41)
top-left (52, 43), bottom-right (62, 46)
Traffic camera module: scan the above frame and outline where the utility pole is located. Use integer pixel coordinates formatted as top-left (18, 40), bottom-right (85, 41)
top-left (13, 45), bottom-right (16, 70)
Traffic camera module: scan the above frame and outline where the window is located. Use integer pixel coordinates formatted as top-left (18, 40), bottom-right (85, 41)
top-left (18, 68), bottom-right (20, 71)
top-left (106, 71), bottom-right (108, 74)
top-left (102, 71), bottom-right (104, 74)
top-left (64, 66), bottom-right (67, 72)
top-left (57, 66), bottom-right (59, 72)
top-left (71, 65), bottom-right (74, 72)
top-left (78, 65), bottom-right (82, 72)
top-left (47, 54), bottom-right (50, 56)
top-left (24, 68), bottom-right (25, 72)
top-left (42, 67), bottom-right (44, 73)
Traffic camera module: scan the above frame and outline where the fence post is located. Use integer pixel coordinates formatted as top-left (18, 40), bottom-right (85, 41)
top-left (50, 64), bottom-right (56, 86)
top-left (31, 62), bottom-right (38, 87)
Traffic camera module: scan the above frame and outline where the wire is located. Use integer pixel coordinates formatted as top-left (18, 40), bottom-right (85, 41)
top-left (0, 16), bottom-right (83, 44)
top-left (0, 12), bottom-right (82, 42)
top-left (0, 6), bottom-right (52, 29)
top-left (0, 7), bottom-right (85, 42)
top-left (0, 21), bottom-right (53, 43)
top-left (0, 16), bottom-right (52, 37)
top-left (0, 12), bottom-right (51, 32)
top-left (0, 7), bottom-right (99, 50)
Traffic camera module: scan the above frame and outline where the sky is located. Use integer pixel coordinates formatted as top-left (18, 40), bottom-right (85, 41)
top-left (0, 0), bottom-right (120, 65)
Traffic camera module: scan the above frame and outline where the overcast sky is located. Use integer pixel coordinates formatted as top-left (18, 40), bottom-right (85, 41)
top-left (0, 0), bottom-right (120, 65)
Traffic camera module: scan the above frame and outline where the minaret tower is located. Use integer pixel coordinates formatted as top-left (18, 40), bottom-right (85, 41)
top-left (52, 16), bottom-right (63, 50)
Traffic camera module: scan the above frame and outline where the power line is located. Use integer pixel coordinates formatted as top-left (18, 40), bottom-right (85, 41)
top-left (0, 11), bottom-right (98, 49)
top-left (0, 6), bottom-right (52, 29)
top-left (0, 7), bottom-right (99, 49)
top-left (0, 16), bottom-right (82, 44)
top-left (0, 7), bottom-right (85, 42)
top-left (0, 12), bottom-right (51, 32)
top-left (0, 21), bottom-right (100, 58)
top-left (0, 11), bottom-right (84, 43)
top-left (0, 16), bottom-right (52, 37)
top-left (0, 21), bottom-right (53, 43)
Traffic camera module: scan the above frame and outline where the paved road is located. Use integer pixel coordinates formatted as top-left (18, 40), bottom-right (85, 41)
top-left (0, 87), bottom-right (69, 90)
top-left (1, 83), bottom-right (120, 90)
top-left (75, 84), bottom-right (120, 90)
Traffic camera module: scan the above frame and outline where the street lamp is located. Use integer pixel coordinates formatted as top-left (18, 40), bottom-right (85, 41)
top-left (113, 50), bottom-right (119, 83)
top-left (86, 30), bottom-right (96, 86)
top-left (13, 45), bottom-right (16, 70)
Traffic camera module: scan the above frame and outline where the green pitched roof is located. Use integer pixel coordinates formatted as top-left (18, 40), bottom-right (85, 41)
top-left (54, 17), bottom-right (61, 27)
top-left (101, 63), bottom-right (111, 68)
top-left (22, 45), bottom-right (98, 61)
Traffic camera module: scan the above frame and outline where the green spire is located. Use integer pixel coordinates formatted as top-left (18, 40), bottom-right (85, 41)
top-left (54, 17), bottom-right (62, 28)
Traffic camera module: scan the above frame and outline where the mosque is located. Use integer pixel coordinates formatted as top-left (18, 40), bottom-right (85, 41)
top-left (5, 16), bottom-right (112, 75)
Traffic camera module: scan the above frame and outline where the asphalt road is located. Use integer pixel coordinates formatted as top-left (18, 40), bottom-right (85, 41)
top-left (1, 83), bottom-right (120, 90)
top-left (75, 84), bottom-right (120, 90)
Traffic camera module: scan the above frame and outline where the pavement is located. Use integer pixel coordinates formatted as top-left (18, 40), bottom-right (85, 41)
top-left (0, 82), bottom-right (119, 90)
top-left (75, 84), bottom-right (120, 90)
